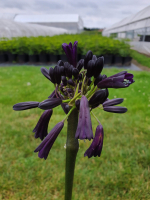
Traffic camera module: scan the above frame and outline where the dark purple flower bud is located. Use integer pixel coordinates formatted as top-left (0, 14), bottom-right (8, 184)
top-left (84, 124), bottom-right (104, 158)
top-left (34, 121), bottom-right (64, 159)
top-left (41, 67), bottom-right (51, 81)
top-left (49, 67), bottom-right (55, 84)
top-left (92, 55), bottom-right (97, 62)
top-left (89, 89), bottom-right (108, 108)
top-left (75, 99), bottom-right (80, 110)
top-left (84, 50), bottom-right (93, 69)
top-left (60, 66), bottom-right (65, 76)
top-left (53, 66), bottom-right (61, 85)
top-left (13, 101), bottom-right (39, 111)
top-left (75, 96), bottom-right (93, 140)
top-left (61, 103), bottom-right (69, 114)
top-left (93, 57), bottom-right (104, 78)
top-left (68, 79), bottom-right (75, 86)
top-left (86, 60), bottom-right (95, 78)
top-left (94, 74), bottom-right (103, 86)
top-left (38, 98), bottom-right (62, 110)
top-left (57, 60), bottom-right (64, 66)
top-left (97, 72), bottom-right (134, 89)
top-left (62, 41), bottom-right (78, 67)
top-left (33, 109), bottom-right (53, 140)
top-left (61, 76), bottom-right (67, 86)
top-left (72, 68), bottom-right (79, 79)
top-left (77, 59), bottom-right (84, 72)
top-left (78, 73), bottom-right (82, 80)
top-left (64, 62), bottom-right (73, 78)
top-left (103, 98), bottom-right (124, 107)
top-left (103, 106), bottom-right (127, 113)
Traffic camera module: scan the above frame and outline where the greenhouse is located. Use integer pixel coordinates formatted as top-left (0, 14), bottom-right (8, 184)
top-left (14, 14), bottom-right (83, 34)
top-left (0, 18), bottom-right (68, 38)
top-left (103, 6), bottom-right (150, 55)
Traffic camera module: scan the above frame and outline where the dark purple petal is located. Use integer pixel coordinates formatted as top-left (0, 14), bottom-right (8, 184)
top-left (72, 41), bottom-right (78, 67)
top-left (34, 121), bottom-right (64, 159)
top-left (62, 41), bottom-right (78, 67)
top-left (89, 89), bottom-right (109, 108)
top-left (33, 109), bottom-right (53, 140)
top-left (75, 96), bottom-right (93, 140)
top-left (38, 98), bottom-right (62, 110)
top-left (13, 101), bottom-right (39, 111)
top-left (103, 98), bottom-right (124, 107)
top-left (77, 59), bottom-right (84, 72)
top-left (41, 67), bottom-right (52, 81)
top-left (103, 106), bottom-right (127, 113)
top-left (109, 71), bottom-right (127, 78)
top-left (84, 50), bottom-right (93, 69)
top-left (93, 56), bottom-right (104, 78)
top-left (84, 124), bottom-right (104, 158)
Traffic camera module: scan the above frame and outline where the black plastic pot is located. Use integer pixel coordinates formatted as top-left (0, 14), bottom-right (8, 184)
top-left (123, 57), bottom-right (132, 66)
top-left (59, 54), bottom-right (67, 62)
top-left (49, 54), bottom-right (58, 63)
top-left (7, 53), bottom-right (17, 63)
top-left (114, 55), bottom-right (123, 66)
top-left (39, 53), bottom-right (48, 63)
top-left (29, 55), bottom-right (38, 63)
top-left (104, 55), bottom-right (113, 65)
top-left (18, 54), bottom-right (28, 63)
top-left (0, 53), bottom-right (7, 63)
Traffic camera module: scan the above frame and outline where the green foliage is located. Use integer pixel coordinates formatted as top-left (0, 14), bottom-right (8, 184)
top-left (0, 33), bottom-right (131, 56)
top-left (0, 66), bottom-right (150, 199)
top-left (131, 50), bottom-right (150, 68)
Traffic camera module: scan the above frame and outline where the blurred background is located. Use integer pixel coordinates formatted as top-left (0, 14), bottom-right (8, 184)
top-left (0, 1), bottom-right (150, 199)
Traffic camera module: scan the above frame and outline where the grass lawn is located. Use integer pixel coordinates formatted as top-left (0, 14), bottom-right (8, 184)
top-left (0, 66), bottom-right (150, 200)
top-left (131, 50), bottom-right (150, 69)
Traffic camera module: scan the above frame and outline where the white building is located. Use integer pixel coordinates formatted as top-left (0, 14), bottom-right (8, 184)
top-left (14, 14), bottom-right (84, 34)
top-left (102, 6), bottom-right (150, 55)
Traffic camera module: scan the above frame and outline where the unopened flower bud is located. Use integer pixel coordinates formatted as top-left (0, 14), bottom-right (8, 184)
top-left (84, 50), bottom-right (93, 69)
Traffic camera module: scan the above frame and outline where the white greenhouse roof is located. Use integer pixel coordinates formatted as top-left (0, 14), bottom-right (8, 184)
top-left (14, 14), bottom-right (80, 23)
top-left (0, 19), bottom-right (68, 38)
top-left (103, 5), bottom-right (150, 35)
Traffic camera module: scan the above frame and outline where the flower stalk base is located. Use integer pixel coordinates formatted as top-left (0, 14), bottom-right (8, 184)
top-left (65, 108), bottom-right (79, 200)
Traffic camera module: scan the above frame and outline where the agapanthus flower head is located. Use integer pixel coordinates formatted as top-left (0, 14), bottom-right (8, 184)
top-left (13, 40), bottom-right (134, 160)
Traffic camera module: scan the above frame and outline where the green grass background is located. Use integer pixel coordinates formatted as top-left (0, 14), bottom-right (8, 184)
top-left (0, 66), bottom-right (150, 200)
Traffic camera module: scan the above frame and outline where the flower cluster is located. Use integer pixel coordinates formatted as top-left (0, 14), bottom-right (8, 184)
top-left (13, 41), bottom-right (134, 160)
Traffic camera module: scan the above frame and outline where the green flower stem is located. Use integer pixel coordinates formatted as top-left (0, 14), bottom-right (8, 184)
top-left (65, 108), bottom-right (79, 200)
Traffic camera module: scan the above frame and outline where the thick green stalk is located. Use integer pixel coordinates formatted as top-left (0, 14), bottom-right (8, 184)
top-left (65, 108), bottom-right (79, 200)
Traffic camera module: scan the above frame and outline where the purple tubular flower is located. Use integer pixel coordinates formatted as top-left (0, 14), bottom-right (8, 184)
top-left (84, 124), bottom-right (104, 158)
top-left (103, 98), bottom-right (124, 107)
top-left (13, 101), bottom-right (39, 111)
top-left (103, 106), bottom-right (127, 113)
top-left (97, 72), bottom-right (134, 89)
top-left (34, 121), bottom-right (64, 159)
top-left (33, 109), bottom-right (53, 140)
top-left (75, 96), bottom-right (93, 140)
top-left (41, 67), bottom-right (51, 81)
top-left (38, 98), bottom-right (62, 110)
top-left (62, 41), bottom-right (78, 67)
